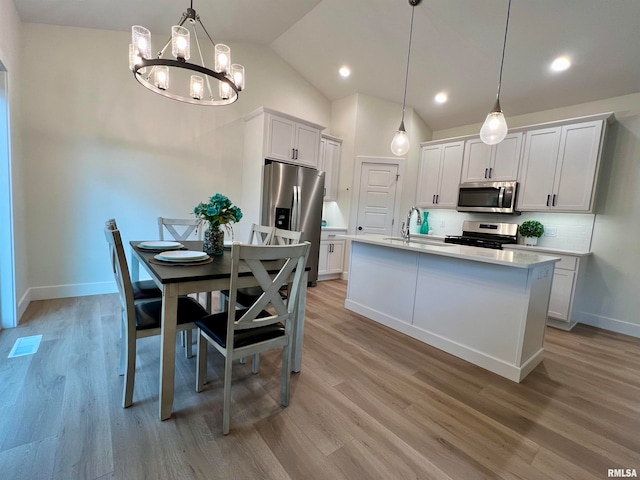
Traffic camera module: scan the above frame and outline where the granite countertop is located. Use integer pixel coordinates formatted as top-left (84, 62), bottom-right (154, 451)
top-left (341, 234), bottom-right (561, 269)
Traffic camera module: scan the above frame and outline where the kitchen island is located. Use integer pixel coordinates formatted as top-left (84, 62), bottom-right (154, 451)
top-left (342, 235), bottom-right (561, 382)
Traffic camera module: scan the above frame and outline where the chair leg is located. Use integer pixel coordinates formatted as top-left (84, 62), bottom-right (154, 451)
top-left (220, 293), bottom-right (229, 312)
top-left (180, 330), bottom-right (186, 347)
top-left (222, 353), bottom-right (233, 435)
top-left (281, 344), bottom-right (292, 407)
top-left (185, 329), bottom-right (194, 358)
top-left (196, 331), bottom-right (208, 392)
top-left (251, 353), bottom-right (260, 374)
top-left (123, 329), bottom-right (136, 408)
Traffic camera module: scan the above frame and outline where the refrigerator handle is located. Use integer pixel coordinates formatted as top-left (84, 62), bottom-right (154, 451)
top-left (292, 186), bottom-right (300, 231)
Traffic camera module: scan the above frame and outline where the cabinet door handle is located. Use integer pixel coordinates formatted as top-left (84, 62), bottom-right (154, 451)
top-left (436, 194), bottom-right (439, 204)
top-left (552, 194), bottom-right (557, 206)
top-left (546, 194), bottom-right (550, 207)
top-left (295, 148), bottom-right (299, 160)
top-left (488, 167), bottom-right (492, 178)
top-left (291, 148), bottom-right (295, 159)
top-left (433, 194), bottom-right (436, 204)
top-left (484, 168), bottom-right (488, 179)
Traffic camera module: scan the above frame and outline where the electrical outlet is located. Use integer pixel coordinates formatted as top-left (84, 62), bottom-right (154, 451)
top-left (544, 227), bottom-right (557, 237)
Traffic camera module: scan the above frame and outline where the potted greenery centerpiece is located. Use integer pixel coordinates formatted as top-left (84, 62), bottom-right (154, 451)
top-left (518, 220), bottom-right (544, 246)
top-left (193, 193), bottom-right (243, 256)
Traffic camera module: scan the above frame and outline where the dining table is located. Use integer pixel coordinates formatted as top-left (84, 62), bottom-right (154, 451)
top-left (130, 240), bottom-right (309, 421)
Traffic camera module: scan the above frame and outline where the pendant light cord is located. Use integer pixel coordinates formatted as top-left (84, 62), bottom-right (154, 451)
top-left (496, 0), bottom-right (512, 100)
top-left (400, 4), bottom-right (416, 122)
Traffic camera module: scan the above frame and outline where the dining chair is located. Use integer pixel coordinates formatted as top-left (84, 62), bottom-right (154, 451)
top-left (158, 216), bottom-right (204, 356)
top-left (195, 241), bottom-right (311, 435)
top-left (104, 223), bottom-right (210, 408)
top-left (247, 223), bottom-right (275, 245)
top-left (158, 217), bottom-right (203, 241)
top-left (272, 227), bottom-right (303, 245)
top-left (105, 218), bottom-right (162, 300)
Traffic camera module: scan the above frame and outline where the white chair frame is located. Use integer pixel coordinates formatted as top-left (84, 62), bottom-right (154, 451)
top-left (196, 241), bottom-right (310, 435)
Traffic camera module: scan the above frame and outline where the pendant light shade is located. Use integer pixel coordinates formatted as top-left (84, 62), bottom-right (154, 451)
top-left (480, 99), bottom-right (508, 145)
top-left (480, 0), bottom-right (512, 145)
top-left (391, 122), bottom-right (410, 156)
top-left (390, 0), bottom-right (421, 157)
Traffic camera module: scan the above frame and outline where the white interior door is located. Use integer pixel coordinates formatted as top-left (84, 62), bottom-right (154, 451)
top-left (355, 162), bottom-right (399, 236)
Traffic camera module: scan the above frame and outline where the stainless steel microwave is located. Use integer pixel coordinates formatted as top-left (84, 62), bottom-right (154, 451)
top-left (457, 181), bottom-right (518, 214)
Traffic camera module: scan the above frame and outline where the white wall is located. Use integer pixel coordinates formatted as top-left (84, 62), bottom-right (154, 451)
top-left (432, 93), bottom-right (640, 335)
top-left (0, 0), bottom-right (24, 327)
top-left (18, 23), bottom-right (331, 309)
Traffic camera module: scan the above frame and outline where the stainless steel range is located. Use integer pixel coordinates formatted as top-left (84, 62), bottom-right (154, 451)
top-left (444, 221), bottom-right (518, 250)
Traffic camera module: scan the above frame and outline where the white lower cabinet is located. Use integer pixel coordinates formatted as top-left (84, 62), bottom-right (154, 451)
top-left (318, 229), bottom-right (346, 280)
top-left (547, 254), bottom-right (580, 330)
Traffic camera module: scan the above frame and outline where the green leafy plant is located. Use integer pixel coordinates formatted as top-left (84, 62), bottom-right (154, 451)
top-left (518, 220), bottom-right (544, 238)
top-left (193, 193), bottom-right (243, 231)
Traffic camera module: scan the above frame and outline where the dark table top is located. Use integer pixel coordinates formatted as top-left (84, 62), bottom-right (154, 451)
top-left (130, 240), bottom-right (289, 284)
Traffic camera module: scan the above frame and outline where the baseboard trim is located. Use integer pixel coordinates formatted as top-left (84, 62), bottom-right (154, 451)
top-left (577, 311), bottom-right (640, 338)
top-left (17, 281), bottom-right (118, 323)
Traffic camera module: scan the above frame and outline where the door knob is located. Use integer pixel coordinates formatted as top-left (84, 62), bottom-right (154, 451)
top-left (358, 226), bottom-right (363, 231)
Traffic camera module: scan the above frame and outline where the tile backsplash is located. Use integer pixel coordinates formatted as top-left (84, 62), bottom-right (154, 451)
top-left (411, 210), bottom-right (595, 252)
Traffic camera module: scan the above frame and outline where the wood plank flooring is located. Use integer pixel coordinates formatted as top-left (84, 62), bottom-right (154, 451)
top-left (0, 280), bottom-right (638, 479)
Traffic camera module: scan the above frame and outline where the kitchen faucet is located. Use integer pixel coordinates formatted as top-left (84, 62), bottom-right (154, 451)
top-left (401, 206), bottom-right (422, 243)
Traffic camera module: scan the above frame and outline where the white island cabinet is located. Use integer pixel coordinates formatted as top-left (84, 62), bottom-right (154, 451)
top-left (343, 235), bottom-right (560, 382)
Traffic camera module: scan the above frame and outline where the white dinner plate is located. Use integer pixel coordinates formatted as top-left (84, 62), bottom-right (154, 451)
top-left (155, 250), bottom-right (209, 262)
top-left (138, 241), bottom-right (183, 250)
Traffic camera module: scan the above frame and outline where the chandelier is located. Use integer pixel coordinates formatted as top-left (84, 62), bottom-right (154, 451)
top-left (128, 1), bottom-right (245, 106)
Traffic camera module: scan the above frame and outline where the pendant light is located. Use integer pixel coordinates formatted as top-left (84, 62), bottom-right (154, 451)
top-left (391, 0), bottom-right (421, 157)
top-left (480, 0), bottom-right (512, 145)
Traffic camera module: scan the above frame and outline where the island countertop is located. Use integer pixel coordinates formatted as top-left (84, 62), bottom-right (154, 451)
top-left (341, 234), bottom-right (560, 269)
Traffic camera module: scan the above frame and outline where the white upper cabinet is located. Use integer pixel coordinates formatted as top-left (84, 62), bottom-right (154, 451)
top-left (264, 110), bottom-right (322, 168)
top-left (461, 132), bottom-right (522, 183)
top-left (416, 141), bottom-right (464, 208)
top-left (319, 135), bottom-right (341, 201)
top-left (518, 119), bottom-right (604, 212)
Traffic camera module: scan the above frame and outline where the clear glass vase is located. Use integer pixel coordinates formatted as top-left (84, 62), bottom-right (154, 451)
top-left (203, 225), bottom-right (225, 256)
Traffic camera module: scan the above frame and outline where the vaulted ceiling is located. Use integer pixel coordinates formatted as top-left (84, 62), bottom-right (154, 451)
top-left (13, 0), bottom-right (640, 130)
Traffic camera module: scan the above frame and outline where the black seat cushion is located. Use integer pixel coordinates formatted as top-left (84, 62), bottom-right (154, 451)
top-left (220, 286), bottom-right (288, 308)
top-left (135, 296), bottom-right (209, 331)
top-left (132, 280), bottom-right (162, 300)
top-left (196, 309), bottom-right (285, 349)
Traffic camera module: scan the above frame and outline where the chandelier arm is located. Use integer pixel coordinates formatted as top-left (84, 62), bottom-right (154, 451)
top-left (192, 26), bottom-right (214, 100)
top-left (496, 0), bottom-right (512, 100)
top-left (400, 3), bottom-right (417, 124)
top-left (196, 17), bottom-right (218, 48)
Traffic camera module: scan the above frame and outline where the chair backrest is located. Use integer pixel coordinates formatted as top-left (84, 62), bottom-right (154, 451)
top-left (158, 217), bottom-right (202, 241)
top-left (104, 223), bottom-right (136, 328)
top-left (225, 242), bottom-right (311, 344)
top-left (272, 228), bottom-right (303, 245)
top-left (248, 224), bottom-right (275, 245)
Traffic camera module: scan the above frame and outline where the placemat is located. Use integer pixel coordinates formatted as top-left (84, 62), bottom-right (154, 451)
top-left (149, 257), bottom-right (213, 267)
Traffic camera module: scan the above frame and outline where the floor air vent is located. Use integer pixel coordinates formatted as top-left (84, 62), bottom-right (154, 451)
top-left (8, 335), bottom-right (43, 358)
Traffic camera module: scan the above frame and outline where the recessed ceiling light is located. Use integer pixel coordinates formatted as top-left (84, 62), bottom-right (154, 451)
top-left (435, 92), bottom-right (448, 103)
top-left (339, 66), bottom-right (351, 78)
top-left (551, 56), bottom-right (571, 72)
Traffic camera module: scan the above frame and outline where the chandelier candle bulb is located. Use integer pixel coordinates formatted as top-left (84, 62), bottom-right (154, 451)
top-left (171, 25), bottom-right (190, 60)
top-left (190, 75), bottom-right (204, 100)
top-left (128, 44), bottom-right (145, 74)
top-left (132, 25), bottom-right (151, 59)
top-left (219, 81), bottom-right (231, 100)
top-left (155, 66), bottom-right (169, 90)
top-left (231, 64), bottom-right (245, 91)
top-left (215, 44), bottom-right (230, 74)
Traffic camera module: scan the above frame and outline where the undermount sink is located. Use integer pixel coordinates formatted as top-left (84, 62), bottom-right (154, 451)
top-left (382, 236), bottom-right (455, 247)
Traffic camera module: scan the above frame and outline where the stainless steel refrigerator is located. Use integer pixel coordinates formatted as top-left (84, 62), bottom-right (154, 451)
top-left (262, 160), bottom-right (325, 284)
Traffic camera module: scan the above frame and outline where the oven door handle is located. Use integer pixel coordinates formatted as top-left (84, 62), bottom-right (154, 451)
top-left (498, 187), bottom-right (505, 208)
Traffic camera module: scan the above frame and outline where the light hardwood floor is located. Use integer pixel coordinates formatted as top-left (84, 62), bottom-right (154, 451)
top-left (0, 280), bottom-right (638, 479)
